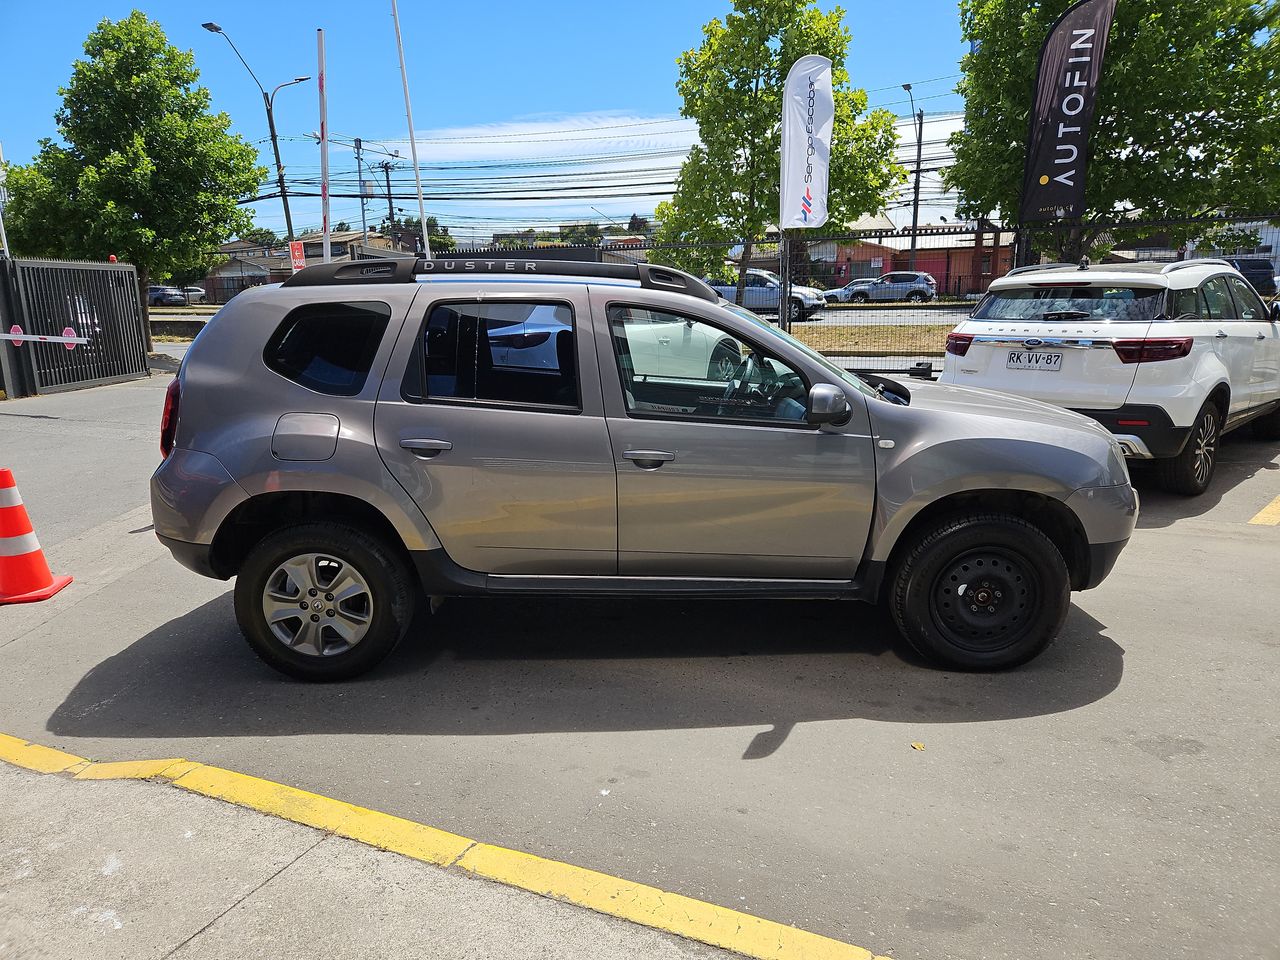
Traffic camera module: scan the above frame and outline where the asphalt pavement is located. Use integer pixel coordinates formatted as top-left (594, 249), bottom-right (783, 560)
top-left (1, 370), bottom-right (1278, 960)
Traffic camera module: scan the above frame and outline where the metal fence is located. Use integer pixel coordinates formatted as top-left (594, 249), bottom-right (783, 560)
top-left (447, 214), bottom-right (1279, 375)
top-left (0, 257), bottom-right (149, 399)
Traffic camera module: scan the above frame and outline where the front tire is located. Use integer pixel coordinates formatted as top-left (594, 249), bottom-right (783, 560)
top-left (850, 292), bottom-right (869, 303)
top-left (233, 521), bottom-right (416, 681)
top-left (1156, 401), bottom-right (1221, 495)
top-left (890, 514), bottom-right (1070, 670)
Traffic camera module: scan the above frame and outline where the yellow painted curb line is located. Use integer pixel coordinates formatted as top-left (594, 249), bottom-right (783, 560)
top-left (0, 734), bottom-right (890, 960)
top-left (1248, 494), bottom-right (1280, 526)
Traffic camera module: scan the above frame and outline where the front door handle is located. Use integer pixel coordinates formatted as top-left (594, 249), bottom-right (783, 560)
top-left (1258, 332), bottom-right (1268, 340)
top-left (401, 438), bottom-right (453, 459)
top-left (1215, 330), bottom-right (1228, 339)
top-left (623, 449), bottom-right (675, 470)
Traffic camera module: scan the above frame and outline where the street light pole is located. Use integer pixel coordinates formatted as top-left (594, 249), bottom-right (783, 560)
top-left (902, 83), bottom-right (924, 270)
top-left (202, 23), bottom-right (309, 242)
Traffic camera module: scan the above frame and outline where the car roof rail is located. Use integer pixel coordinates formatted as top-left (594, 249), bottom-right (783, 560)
top-left (282, 257), bottom-right (720, 303)
top-left (1003, 262), bottom-right (1078, 277)
top-left (1160, 258), bottom-right (1231, 273)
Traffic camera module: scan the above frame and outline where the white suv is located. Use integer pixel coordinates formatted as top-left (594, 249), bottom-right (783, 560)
top-left (941, 259), bottom-right (1280, 495)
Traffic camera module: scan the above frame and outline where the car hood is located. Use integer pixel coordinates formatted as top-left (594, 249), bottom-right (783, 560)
top-left (899, 379), bottom-right (1114, 435)
top-left (793, 284), bottom-right (823, 298)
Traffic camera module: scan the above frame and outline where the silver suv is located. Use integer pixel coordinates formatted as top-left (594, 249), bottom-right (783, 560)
top-left (152, 258), bottom-right (1137, 681)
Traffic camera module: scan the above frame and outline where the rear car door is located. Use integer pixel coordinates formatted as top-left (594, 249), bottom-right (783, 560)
top-left (374, 286), bottom-right (617, 575)
top-left (1201, 276), bottom-right (1254, 414)
top-left (1225, 275), bottom-right (1280, 410)
top-left (595, 296), bottom-right (875, 578)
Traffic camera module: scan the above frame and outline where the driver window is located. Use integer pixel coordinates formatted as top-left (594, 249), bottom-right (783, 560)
top-left (607, 305), bottom-right (809, 424)
top-left (1226, 276), bottom-right (1267, 320)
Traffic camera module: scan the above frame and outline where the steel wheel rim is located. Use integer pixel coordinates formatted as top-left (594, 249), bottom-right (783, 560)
top-left (929, 547), bottom-right (1038, 653)
top-left (1192, 411), bottom-right (1218, 486)
top-left (261, 552), bottom-right (374, 657)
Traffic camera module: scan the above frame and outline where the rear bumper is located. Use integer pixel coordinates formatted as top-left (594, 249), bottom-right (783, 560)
top-left (157, 535), bottom-right (222, 579)
top-left (1069, 405), bottom-right (1192, 459)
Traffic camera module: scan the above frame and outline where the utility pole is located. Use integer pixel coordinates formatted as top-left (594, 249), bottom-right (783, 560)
top-left (354, 138), bottom-right (367, 245)
top-left (902, 84), bottom-right (924, 270)
top-left (376, 161), bottom-right (395, 232)
top-left (202, 23), bottom-right (309, 241)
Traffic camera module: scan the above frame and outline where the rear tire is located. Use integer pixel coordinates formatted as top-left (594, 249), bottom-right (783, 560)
top-left (233, 521), bottom-right (416, 681)
top-left (1156, 401), bottom-right (1221, 495)
top-left (906, 291), bottom-right (927, 303)
top-left (1251, 404), bottom-right (1280, 441)
top-left (890, 514), bottom-right (1070, 670)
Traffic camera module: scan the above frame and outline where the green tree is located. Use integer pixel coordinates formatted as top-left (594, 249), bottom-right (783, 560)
top-left (627, 213), bottom-right (651, 234)
top-left (334, 220), bottom-right (351, 232)
top-left (397, 215), bottom-right (457, 253)
top-left (651, 0), bottom-right (904, 301)
top-left (238, 226), bottom-right (279, 248)
top-left (947, 0), bottom-right (1280, 261)
top-left (560, 222), bottom-right (602, 245)
top-left (3, 12), bottom-right (265, 321)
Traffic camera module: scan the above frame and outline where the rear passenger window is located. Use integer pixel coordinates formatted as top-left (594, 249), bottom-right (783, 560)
top-left (1201, 278), bottom-right (1237, 320)
top-left (403, 301), bottom-right (578, 411)
top-left (264, 301), bottom-right (390, 396)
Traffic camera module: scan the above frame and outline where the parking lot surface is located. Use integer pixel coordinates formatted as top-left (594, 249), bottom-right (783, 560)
top-left (2, 370), bottom-right (1278, 960)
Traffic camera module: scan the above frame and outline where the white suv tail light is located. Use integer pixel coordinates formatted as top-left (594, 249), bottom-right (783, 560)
top-left (1112, 338), bottom-right (1193, 364)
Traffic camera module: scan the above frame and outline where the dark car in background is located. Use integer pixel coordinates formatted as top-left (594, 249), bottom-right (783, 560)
top-left (1221, 258), bottom-right (1277, 297)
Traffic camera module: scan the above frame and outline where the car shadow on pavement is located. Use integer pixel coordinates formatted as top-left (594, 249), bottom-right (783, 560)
top-left (1130, 433), bottom-right (1279, 529)
top-left (48, 592), bottom-right (1123, 759)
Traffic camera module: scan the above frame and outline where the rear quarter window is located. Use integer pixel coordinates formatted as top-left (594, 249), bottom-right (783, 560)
top-left (264, 301), bottom-right (391, 396)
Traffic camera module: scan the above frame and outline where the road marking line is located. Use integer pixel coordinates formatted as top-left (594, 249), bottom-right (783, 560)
top-left (74, 758), bottom-right (188, 781)
top-left (1248, 494), bottom-right (1280, 526)
top-left (0, 734), bottom-right (890, 960)
top-left (168, 764), bottom-right (475, 868)
top-left (0, 733), bottom-right (86, 774)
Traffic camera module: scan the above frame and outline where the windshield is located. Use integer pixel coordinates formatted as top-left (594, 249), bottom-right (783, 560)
top-left (717, 300), bottom-right (881, 399)
top-left (755, 270), bottom-right (782, 284)
top-left (973, 285), bottom-right (1166, 322)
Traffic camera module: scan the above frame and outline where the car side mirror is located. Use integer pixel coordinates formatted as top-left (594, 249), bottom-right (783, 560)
top-left (1271, 301), bottom-right (1280, 323)
top-left (807, 383), bottom-right (852, 427)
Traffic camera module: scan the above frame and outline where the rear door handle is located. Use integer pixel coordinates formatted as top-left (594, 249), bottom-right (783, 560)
top-left (401, 438), bottom-right (453, 459)
top-left (1258, 332), bottom-right (1268, 340)
top-left (623, 449), bottom-right (675, 470)
top-left (1215, 330), bottom-right (1228, 339)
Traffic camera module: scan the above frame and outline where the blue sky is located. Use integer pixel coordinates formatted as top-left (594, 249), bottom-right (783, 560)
top-left (0, 1), bottom-right (967, 242)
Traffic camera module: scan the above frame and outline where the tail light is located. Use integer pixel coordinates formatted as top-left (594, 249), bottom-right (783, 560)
top-left (160, 378), bottom-right (181, 459)
top-left (946, 332), bottom-right (974, 357)
top-left (1112, 337), bottom-right (1193, 364)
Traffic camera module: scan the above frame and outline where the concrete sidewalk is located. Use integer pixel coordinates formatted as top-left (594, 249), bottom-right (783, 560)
top-left (0, 762), bottom-right (734, 960)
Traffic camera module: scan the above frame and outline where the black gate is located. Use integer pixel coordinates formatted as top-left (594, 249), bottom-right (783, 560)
top-left (0, 257), bottom-right (149, 398)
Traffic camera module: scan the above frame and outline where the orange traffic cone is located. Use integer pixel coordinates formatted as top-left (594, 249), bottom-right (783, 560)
top-left (0, 469), bottom-right (72, 605)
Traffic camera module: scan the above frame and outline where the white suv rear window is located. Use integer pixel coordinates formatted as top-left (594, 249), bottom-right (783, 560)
top-left (974, 286), bottom-right (1164, 322)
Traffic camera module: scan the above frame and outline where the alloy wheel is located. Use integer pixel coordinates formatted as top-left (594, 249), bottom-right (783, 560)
top-left (261, 552), bottom-right (374, 657)
top-left (1192, 409), bottom-right (1218, 487)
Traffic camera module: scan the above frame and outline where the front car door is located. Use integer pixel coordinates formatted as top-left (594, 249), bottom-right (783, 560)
top-left (374, 286), bottom-right (617, 575)
top-left (592, 292), bottom-right (876, 578)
